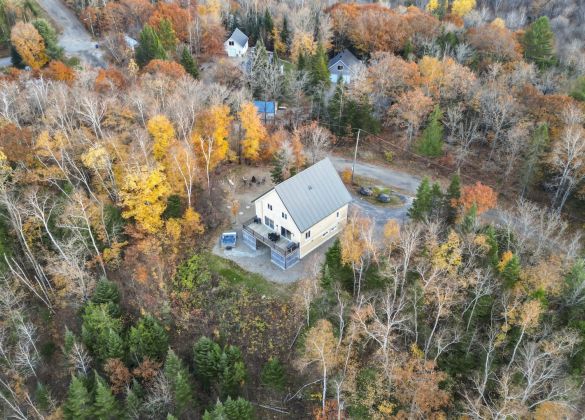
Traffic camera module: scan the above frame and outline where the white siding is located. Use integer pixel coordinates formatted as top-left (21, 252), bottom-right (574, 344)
top-left (299, 204), bottom-right (348, 258)
top-left (255, 190), bottom-right (301, 242)
top-left (224, 40), bottom-right (248, 57)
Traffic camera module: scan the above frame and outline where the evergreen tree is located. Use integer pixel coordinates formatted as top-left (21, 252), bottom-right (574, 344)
top-left (262, 9), bottom-right (274, 49)
top-left (125, 379), bottom-right (144, 419)
top-left (297, 51), bottom-right (306, 71)
top-left (445, 173), bottom-right (461, 224)
top-left (135, 24), bottom-right (167, 67)
top-left (460, 202), bottom-right (477, 234)
top-left (520, 123), bottom-right (549, 197)
top-left (416, 105), bottom-right (444, 157)
top-left (501, 254), bottom-right (521, 288)
top-left (484, 226), bottom-right (500, 267)
top-left (429, 182), bottom-right (444, 219)
top-left (522, 16), bottom-right (556, 70)
top-left (328, 80), bottom-right (347, 136)
top-left (570, 76), bottom-right (585, 102)
top-left (32, 19), bottom-right (63, 60)
top-left (81, 303), bottom-right (124, 363)
top-left (92, 278), bottom-right (120, 317)
top-left (10, 45), bottom-right (24, 68)
top-left (128, 315), bottom-right (168, 362)
top-left (193, 337), bottom-right (222, 388)
top-left (164, 349), bottom-right (193, 415)
top-left (280, 17), bottom-right (290, 50)
top-left (270, 151), bottom-right (285, 184)
top-left (93, 374), bottom-right (120, 420)
top-left (219, 345), bottom-right (246, 398)
top-left (308, 44), bottom-right (330, 90)
top-left (203, 397), bottom-right (254, 420)
top-left (408, 177), bottom-right (432, 221)
top-left (156, 19), bottom-right (178, 52)
top-left (180, 47), bottom-right (199, 79)
top-left (261, 357), bottom-right (285, 391)
top-left (63, 376), bottom-right (92, 420)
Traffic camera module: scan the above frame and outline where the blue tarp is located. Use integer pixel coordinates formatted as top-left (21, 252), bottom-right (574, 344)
top-left (253, 101), bottom-right (276, 114)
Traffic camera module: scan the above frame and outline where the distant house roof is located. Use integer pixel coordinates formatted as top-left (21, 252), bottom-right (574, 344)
top-left (256, 158), bottom-right (352, 233)
top-left (228, 28), bottom-right (249, 47)
top-left (328, 49), bottom-right (361, 72)
top-left (124, 34), bottom-right (138, 49)
top-left (254, 101), bottom-right (276, 114)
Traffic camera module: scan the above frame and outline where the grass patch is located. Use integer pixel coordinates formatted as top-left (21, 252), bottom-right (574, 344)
top-left (205, 253), bottom-right (291, 298)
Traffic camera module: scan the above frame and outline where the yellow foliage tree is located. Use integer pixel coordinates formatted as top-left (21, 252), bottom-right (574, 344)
top-left (272, 27), bottom-right (286, 56)
top-left (120, 165), bottom-right (171, 233)
top-left (181, 207), bottom-right (204, 238)
top-left (290, 31), bottom-right (317, 62)
top-left (192, 105), bottom-right (232, 190)
top-left (239, 102), bottom-right (267, 162)
top-left (451, 0), bottom-right (476, 17)
top-left (431, 230), bottom-right (462, 275)
top-left (491, 17), bottom-right (506, 28)
top-left (147, 115), bottom-right (175, 162)
top-left (426, 0), bottom-right (441, 12)
top-left (10, 22), bottom-right (48, 70)
top-left (0, 149), bottom-right (10, 185)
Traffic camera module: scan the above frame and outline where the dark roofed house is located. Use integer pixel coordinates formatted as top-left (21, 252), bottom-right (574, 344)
top-left (224, 28), bottom-right (249, 57)
top-left (242, 158), bottom-right (352, 269)
top-left (328, 49), bottom-right (361, 84)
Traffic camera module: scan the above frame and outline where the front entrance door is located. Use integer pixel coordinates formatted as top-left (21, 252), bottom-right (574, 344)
top-left (280, 226), bottom-right (292, 240)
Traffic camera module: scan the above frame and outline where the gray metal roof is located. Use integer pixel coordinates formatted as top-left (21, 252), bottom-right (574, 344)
top-left (273, 158), bottom-right (352, 233)
top-left (229, 28), bottom-right (249, 47)
top-left (328, 49), bottom-right (361, 72)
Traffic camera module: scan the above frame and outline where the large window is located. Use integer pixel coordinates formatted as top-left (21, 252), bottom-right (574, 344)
top-left (281, 226), bottom-right (292, 240)
top-left (305, 231), bottom-right (311, 239)
top-left (281, 212), bottom-right (287, 219)
top-left (264, 216), bottom-right (274, 229)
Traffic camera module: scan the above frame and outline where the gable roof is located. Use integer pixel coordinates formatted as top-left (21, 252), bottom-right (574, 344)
top-left (253, 100), bottom-right (276, 114)
top-left (269, 158), bottom-right (352, 233)
top-left (228, 28), bottom-right (249, 47)
top-left (328, 49), bottom-right (361, 72)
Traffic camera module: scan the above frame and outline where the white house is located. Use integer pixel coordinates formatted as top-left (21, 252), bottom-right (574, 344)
top-left (328, 49), bottom-right (361, 84)
top-left (224, 28), bottom-right (249, 58)
top-left (243, 158), bottom-right (352, 269)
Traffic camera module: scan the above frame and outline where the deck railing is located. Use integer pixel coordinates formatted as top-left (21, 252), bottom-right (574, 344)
top-left (243, 217), bottom-right (299, 257)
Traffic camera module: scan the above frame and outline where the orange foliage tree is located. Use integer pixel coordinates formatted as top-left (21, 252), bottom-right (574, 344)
top-left (10, 22), bottom-right (48, 70)
top-left (143, 59), bottom-right (187, 79)
top-left (148, 2), bottom-right (191, 42)
top-left (43, 61), bottom-right (75, 85)
top-left (459, 182), bottom-right (497, 214)
top-left (94, 68), bottom-right (127, 93)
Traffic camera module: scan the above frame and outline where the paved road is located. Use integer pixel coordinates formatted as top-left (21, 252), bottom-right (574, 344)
top-left (329, 156), bottom-right (421, 194)
top-left (1, 0), bottom-right (105, 67)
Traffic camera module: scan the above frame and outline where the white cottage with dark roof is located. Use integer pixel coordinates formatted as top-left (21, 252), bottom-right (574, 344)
top-left (328, 49), bottom-right (361, 84)
top-left (224, 28), bottom-right (249, 57)
top-left (243, 158), bottom-right (352, 269)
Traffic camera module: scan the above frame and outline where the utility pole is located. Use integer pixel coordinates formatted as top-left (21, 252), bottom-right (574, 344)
top-left (351, 128), bottom-right (361, 184)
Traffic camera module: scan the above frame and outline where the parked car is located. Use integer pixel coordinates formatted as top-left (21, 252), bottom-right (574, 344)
top-left (358, 186), bottom-right (373, 196)
top-left (377, 193), bottom-right (391, 203)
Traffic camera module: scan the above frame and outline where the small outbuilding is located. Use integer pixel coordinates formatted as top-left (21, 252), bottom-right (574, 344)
top-left (253, 100), bottom-right (277, 122)
top-left (328, 49), bottom-right (361, 84)
top-left (243, 158), bottom-right (352, 269)
top-left (224, 28), bottom-right (249, 57)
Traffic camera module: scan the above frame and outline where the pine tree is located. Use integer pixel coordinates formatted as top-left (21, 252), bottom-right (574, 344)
top-left (164, 349), bottom-right (193, 415)
top-left (522, 16), bottom-right (556, 70)
top-left (270, 151), bottom-right (285, 184)
top-left (408, 177), bottom-right (432, 221)
top-left (156, 19), bottom-right (178, 52)
top-left (32, 19), bottom-right (62, 60)
top-left (501, 253), bottom-right (521, 288)
top-left (429, 182), bottom-right (444, 219)
top-left (219, 345), bottom-right (246, 398)
top-left (135, 24), bottom-right (167, 67)
top-left (281, 17), bottom-right (290, 51)
top-left (193, 337), bottom-right (222, 388)
top-left (125, 379), bottom-right (144, 419)
top-left (416, 105), bottom-right (443, 157)
top-left (203, 397), bottom-right (254, 420)
top-left (63, 376), bottom-right (92, 420)
top-left (460, 202), bottom-right (477, 234)
top-left (128, 315), bottom-right (169, 362)
top-left (445, 173), bottom-right (461, 224)
top-left (180, 47), bottom-right (199, 79)
top-left (309, 44), bottom-right (330, 90)
top-left (93, 374), bottom-right (120, 420)
top-left (520, 123), bottom-right (549, 197)
top-left (262, 9), bottom-right (274, 49)
top-left (92, 278), bottom-right (120, 317)
top-left (261, 357), bottom-right (285, 391)
top-left (484, 226), bottom-right (499, 267)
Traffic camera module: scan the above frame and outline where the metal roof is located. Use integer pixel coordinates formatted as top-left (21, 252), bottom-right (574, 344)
top-left (273, 158), bottom-right (352, 233)
top-left (229, 28), bottom-right (249, 47)
top-left (254, 101), bottom-right (276, 114)
top-left (328, 49), bottom-right (361, 72)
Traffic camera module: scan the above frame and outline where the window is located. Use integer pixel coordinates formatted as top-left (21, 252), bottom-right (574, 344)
top-left (281, 212), bottom-right (287, 219)
top-left (337, 65), bottom-right (344, 70)
top-left (305, 231), bottom-right (311, 239)
top-left (281, 226), bottom-right (292, 240)
top-left (228, 40), bottom-right (234, 46)
top-left (336, 211), bottom-right (339, 218)
top-left (322, 231), bottom-right (328, 238)
top-left (264, 216), bottom-right (274, 229)
top-left (267, 203), bottom-right (272, 211)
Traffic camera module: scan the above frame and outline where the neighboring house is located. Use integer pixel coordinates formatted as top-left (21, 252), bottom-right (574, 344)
top-left (253, 100), bottom-right (277, 121)
top-left (243, 158), bottom-right (352, 269)
top-left (328, 49), bottom-right (361, 84)
top-left (124, 34), bottom-right (139, 50)
top-left (224, 28), bottom-right (249, 57)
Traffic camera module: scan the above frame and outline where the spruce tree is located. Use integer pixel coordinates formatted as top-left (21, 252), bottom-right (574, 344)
top-left (63, 376), bottom-right (92, 420)
top-left (263, 9), bottom-right (274, 49)
top-left (219, 345), bottom-right (246, 398)
top-left (92, 278), bottom-right (120, 317)
top-left (297, 52), bottom-right (306, 71)
top-left (164, 349), bottom-right (193, 415)
top-left (417, 105), bottom-right (444, 157)
top-left (281, 17), bottom-right (290, 50)
top-left (156, 19), bottom-right (178, 52)
top-left (309, 44), bottom-right (330, 90)
top-left (193, 337), bottom-right (222, 388)
top-left (270, 152), bottom-right (285, 184)
top-left (81, 303), bottom-right (124, 363)
top-left (10, 45), bottom-right (24, 68)
top-left (128, 315), bottom-right (169, 362)
top-left (93, 374), bottom-right (120, 420)
top-left (429, 182), bottom-right (444, 219)
top-left (408, 177), bottom-right (432, 221)
top-left (522, 16), bottom-right (555, 70)
top-left (501, 254), bottom-right (521, 288)
top-left (180, 47), bottom-right (199, 79)
top-left (32, 19), bottom-right (63, 60)
top-left (261, 357), bottom-right (285, 391)
top-left (484, 226), bottom-right (500, 267)
top-left (203, 397), bottom-right (254, 420)
top-left (125, 379), bottom-right (143, 419)
top-left (135, 24), bottom-right (167, 67)
top-left (460, 202), bottom-right (478, 234)
top-left (445, 173), bottom-right (461, 224)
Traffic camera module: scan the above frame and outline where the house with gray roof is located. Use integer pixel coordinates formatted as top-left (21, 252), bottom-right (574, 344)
top-left (328, 49), bottom-right (361, 84)
top-left (242, 158), bottom-right (352, 269)
top-left (224, 28), bottom-right (249, 57)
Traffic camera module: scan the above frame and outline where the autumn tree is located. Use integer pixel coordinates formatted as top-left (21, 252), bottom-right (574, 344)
top-left (451, 0), bottom-right (475, 17)
top-left (120, 165), bottom-right (171, 233)
top-left (192, 105), bottom-right (232, 191)
top-left (32, 19), bottom-right (62, 60)
top-left (135, 24), bottom-right (167, 67)
top-left (459, 182), bottom-right (497, 215)
top-left (238, 102), bottom-right (267, 162)
top-left (390, 88), bottom-right (434, 144)
top-left (147, 115), bottom-right (175, 162)
top-left (10, 22), bottom-right (48, 69)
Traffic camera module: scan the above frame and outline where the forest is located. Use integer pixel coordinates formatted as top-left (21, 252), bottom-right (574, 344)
top-left (1, 0), bottom-right (585, 418)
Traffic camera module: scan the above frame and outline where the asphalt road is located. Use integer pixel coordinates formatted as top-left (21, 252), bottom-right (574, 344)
top-left (1, 0), bottom-right (105, 67)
